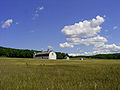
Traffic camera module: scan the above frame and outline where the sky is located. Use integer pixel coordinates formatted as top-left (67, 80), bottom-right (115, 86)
top-left (0, 0), bottom-right (120, 56)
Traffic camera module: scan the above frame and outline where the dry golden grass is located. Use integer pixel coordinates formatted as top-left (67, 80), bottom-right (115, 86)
top-left (0, 58), bottom-right (120, 90)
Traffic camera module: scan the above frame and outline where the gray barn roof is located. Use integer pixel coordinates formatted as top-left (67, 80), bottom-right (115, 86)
top-left (34, 50), bottom-right (54, 56)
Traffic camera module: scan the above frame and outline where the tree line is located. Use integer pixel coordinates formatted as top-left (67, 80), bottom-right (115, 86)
top-left (0, 46), bottom-right (68, 59)
top-left (2, 46), bottom-right (120, 59)
top-left (70, 53), bottom-right (120, 59)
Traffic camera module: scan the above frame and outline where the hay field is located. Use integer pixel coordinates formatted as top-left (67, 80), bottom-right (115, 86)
top-left (0, 58), bottom-right (120, 90)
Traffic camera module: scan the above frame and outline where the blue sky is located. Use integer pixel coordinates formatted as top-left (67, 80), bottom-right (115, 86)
top-left (0, 0), bottom-right (120, 55)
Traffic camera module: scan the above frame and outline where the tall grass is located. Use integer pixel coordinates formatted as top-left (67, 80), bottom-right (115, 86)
top-left (0, 58), bottom-right (120, 90)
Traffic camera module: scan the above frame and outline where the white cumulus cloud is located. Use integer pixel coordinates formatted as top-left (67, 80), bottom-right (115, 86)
top-left (61, 16), bottom-right (104, 38)
top-left (66, 35), bottom-right (107, 47)
top-left (69, 53), bottom-right (84, 56)
top-left (59, 42), bottom-right (74, 48)
top-left (60, 16), bottom-right (105, 48)
top-left (1, 19), bottom-right (13, 29)
top-left (60, 15), bottom-right (120, 55)
top-left (94, 44), bottom-right (120, 54)
top-left (70, 44), bottom-right (120, 56)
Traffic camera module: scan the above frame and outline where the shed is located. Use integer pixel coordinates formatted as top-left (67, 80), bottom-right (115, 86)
top-left (80, 58), bottom-right (84, 60)
top-left (64, 56), bottom-right (70, 60)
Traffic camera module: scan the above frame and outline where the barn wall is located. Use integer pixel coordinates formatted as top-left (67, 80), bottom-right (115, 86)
top-left (49, 52), bottom-right (56, 60)
top-left (34, 56), bottom-right (49, 59)
top-left (33, 51), bottom-right (57, 59)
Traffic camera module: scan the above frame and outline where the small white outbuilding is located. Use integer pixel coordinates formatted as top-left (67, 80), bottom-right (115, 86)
top-left (64, 56), bottom-right (70, 60)
top-left (80, 58), bottom-right (84, 60)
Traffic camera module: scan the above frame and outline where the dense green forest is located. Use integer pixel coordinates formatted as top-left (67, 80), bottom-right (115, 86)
top-left (0, 46), bottom-right (68, 59)
top-left (91, 53), bottom-right (120, 59)
top-left (70, 53), bottom-right (120, 59)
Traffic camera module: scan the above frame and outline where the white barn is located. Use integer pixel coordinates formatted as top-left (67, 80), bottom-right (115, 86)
top-left (33, 49), bottom-right (57, 60)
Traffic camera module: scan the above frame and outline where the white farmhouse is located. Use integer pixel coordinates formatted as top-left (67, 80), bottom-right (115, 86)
top-left (33, 49), bottom-right (57, 60)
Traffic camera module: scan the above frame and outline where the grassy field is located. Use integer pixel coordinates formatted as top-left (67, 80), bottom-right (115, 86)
top-left (0, 58), bottom-right (120, 90)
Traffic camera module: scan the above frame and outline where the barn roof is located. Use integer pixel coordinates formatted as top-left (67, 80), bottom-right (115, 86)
top-left (34, 50), bottom-right (54, 56)
top-left (36, 52), bottom-right (49, 55)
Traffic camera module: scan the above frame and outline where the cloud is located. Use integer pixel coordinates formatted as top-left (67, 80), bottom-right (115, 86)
top-left (39, 6), bottom-right (44, 10)
top-left (113, 26), bottom-right (118, 30)
top-left (30, 30), bottom-right (35, 33)
top-left (48, 45), bottom-right (53, 49)
top-left (60, 15), bottom-right (120, 55)
top-left (61, 16), bottom-right (104, 38)
top-left (103, 15), bottom-right (106, 18)
top-left (69, 53), bottom-right (84, 56)
top-left (1, 19), bottom-right (13, 29)
top-left (59, 42), bottom-right (74, 48)
top-left (16, 22), bottom-right (19, 25)
top-left (48, 46), bottom-right (52, 48)
top-left (105, 29), bottom-right (108, 32)
top-left (94, 44), bottom-right (120, 53)
top-left (76, 48), bottom-right (84, 52)
top-left (66, 35), bottom-right (107, 47)
top-left (86, 44), bottom-right (120, 56)
top-left (69, 44), bottom-right (120, 56)
top-left (32, 6), bottom-right (44, 20)
top-left (60, 16), bottom-right (105, 48)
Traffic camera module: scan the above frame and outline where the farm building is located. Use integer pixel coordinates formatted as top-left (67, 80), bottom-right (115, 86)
top-left (80, 58), bottom-right (84, 60)
top-left (64, 56), bottom-right (70, 60)
top-left (33, 49), bottom-right (57, 60)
